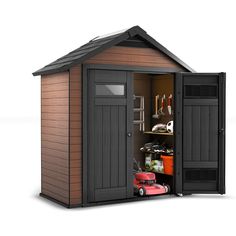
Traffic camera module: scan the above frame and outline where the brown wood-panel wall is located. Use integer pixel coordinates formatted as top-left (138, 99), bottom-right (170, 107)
top-left (41, 67), bottom-right (82, 207)
top-left (41, 72), bottom-right (70, 205)
top-left (85, 46), bottom-right (185, 70)
top-left (69, 65), bottom-right (82, 206)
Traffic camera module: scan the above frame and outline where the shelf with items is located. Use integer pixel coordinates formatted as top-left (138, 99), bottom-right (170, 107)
top-left (144, 153), bottom-right (174, 176)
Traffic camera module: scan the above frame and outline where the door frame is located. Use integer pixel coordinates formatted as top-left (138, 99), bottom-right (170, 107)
top-left (218, 72), bottom-right (226, 194)
top-left (82, 64), bottom-right (187, 206)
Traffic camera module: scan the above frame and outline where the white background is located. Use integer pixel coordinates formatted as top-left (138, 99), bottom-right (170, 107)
top-left (0, 0), bottom-right (235, 235)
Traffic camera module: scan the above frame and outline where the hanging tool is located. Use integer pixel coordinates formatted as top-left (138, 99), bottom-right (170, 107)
top-left (167, 94), bottom-right (172, 115)
top-left (152, 95), bottom-right (160, 119)
top-left (160, 94), bottom-right (165, 115)
top-left (153, 94), bottom-right (165, 119)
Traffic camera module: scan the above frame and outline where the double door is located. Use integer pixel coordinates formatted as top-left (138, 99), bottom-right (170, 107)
top-left (87, 70), bottom-right (226, 203)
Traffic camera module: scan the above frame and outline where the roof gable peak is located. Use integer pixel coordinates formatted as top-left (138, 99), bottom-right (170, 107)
top-left (33, 26), bottom-right (194, 76)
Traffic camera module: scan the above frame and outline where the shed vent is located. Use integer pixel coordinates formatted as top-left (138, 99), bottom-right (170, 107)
top-left (184, 169), bottom-right (217, 182)
top-left (184, 85), bottom-right (218, 98)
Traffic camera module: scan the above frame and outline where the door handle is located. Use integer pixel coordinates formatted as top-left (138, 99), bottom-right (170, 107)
top-left (219, 128), bottom-right (225, 135)
top-left (127, 132), bottom-right (132, 137)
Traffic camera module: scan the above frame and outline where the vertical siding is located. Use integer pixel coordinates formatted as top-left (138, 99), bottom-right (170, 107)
top-left (183, 104), bottom-right (218, 163)
top-left (69, 65), bottom-right (82, 205)
top-left (41, 72), bottom-right (70, 205)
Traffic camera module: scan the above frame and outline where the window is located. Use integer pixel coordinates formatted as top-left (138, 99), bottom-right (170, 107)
top-left (96, 84), bottom-right (125, 96)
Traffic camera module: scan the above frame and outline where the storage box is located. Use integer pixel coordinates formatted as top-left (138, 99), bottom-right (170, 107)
top-left (161, 155), bottom-right (174, 175)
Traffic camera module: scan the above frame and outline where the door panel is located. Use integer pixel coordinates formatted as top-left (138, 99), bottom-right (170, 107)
top-left (175, 73), bottom-right (225, 194)
top-left (183, 100), bottom-right (219, 165)
top-left (88, 69), bottom-right (133, 202)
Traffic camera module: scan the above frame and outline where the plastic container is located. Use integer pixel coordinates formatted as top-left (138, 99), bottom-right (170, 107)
top-left (160, 155), bottom-right (173, 175)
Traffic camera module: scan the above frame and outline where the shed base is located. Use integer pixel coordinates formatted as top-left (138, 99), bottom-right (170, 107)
top-left (39, 193), bottom-right (82, 208)
top-left (40, 192), bottom-right (172, 208)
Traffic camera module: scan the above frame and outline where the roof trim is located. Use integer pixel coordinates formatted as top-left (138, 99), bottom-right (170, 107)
top-left (33, 26), bottom-right (194, 76)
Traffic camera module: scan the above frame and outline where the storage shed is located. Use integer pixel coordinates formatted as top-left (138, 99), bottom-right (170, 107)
top-left (33, 26), bottom-right (225, 208)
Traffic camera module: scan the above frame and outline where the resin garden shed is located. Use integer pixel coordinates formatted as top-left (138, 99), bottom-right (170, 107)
top-left (33, 26), bottom-right (225, 208)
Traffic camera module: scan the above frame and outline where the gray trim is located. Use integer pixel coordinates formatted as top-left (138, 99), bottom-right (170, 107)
top-left (87, 69), bottom-right (95, 202)
top-left (40, 75), bottom-right (42, 195)
top-left (218, 72), bottom-right (226, 194)
top-left (180, 72), bottom-right (221, 76)
top-left (84, 63), bottom-right (185, 73)
top-left (82, 64), bottom-right (88, 205)
top-left (126, 71), bottom-right (134, 198)
top-left (68, 70), bottom-right (71, 205)
top-left (174, 73), bottom-right (183, 194)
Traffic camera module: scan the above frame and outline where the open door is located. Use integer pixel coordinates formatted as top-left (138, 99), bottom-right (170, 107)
top-left (174, 73), bottom-right (225, 194)
top-left (87, 69), bottom-right (133, 202)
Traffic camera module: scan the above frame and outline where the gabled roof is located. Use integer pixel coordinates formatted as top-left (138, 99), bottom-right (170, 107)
top-left (33, 26), bottom-right (194, 76)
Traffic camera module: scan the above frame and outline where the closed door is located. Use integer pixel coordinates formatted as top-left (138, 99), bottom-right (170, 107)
top-left (88, 69), bottom-right (133, 202)
top-left (175, 73), bottom-right (225, 194)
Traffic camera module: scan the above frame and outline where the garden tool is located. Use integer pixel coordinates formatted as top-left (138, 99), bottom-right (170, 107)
top-left (167, 94), bottom-right (172, 115)
top-left (160, 94), bottom-right (165, 115)
top-left (152, 95), bottom-right (160, 119)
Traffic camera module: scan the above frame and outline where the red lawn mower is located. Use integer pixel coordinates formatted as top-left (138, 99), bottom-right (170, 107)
top-left (133, 159), bottom-right (170, 196)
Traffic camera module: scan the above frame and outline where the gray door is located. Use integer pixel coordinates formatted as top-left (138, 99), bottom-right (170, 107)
top-left (175, 73), bottom-right (225, 194)
top-left (88, 69), bottom-right (133, 202)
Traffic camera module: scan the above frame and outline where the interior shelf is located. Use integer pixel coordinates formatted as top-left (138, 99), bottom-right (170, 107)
top-left (143, 131), bottom-right (173, 136)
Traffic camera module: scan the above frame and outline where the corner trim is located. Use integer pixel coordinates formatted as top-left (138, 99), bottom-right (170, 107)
top-left (68, 69), bottom-right (71, 205)
top-left (218, 72), bottom-right (226, 194)
top-left (82, 64), bottom-right (88, 205)
top-left (174, 72), bottom-right (183, 194)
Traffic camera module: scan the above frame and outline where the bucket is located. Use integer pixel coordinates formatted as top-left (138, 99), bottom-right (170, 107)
top-left (160, 155), bottom-right (173, 175)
